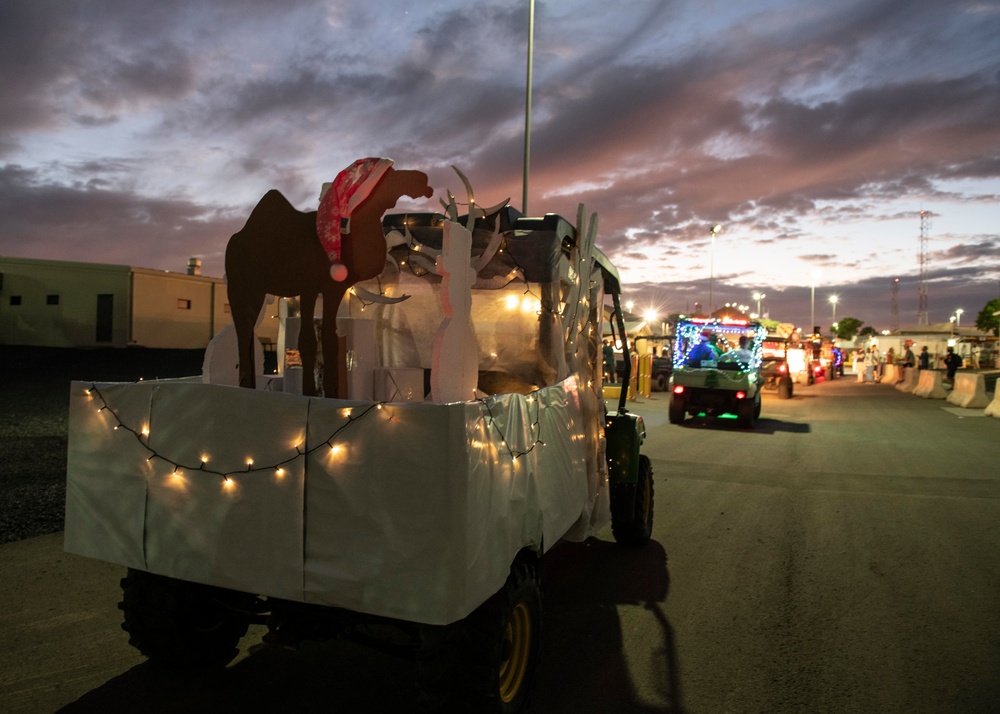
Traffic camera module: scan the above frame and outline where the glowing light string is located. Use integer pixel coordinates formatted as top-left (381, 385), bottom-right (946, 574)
top-left (478, 392), bottom-right (546, 461)
top-left (85, 384), bottom-right (392, 484)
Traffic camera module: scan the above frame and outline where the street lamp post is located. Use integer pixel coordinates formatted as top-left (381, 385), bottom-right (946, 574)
top-left (522, 0), bottom-right (535, 214)
top-left (753, 291), bottom-right (766, 317)
top-left (810, 285), bottom-right (815, 334)
top-left (829, 295), bottom-right (838, 334)
top-left (955, 308), bottom-right (964, 331)
top-left (709, 224), bottom-right (721, 314)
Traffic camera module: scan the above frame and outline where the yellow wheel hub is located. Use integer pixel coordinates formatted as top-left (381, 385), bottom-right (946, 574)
top-left (499, 602), bottom-right (532, 703)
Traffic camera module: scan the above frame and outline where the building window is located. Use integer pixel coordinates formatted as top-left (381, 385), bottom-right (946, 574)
top-left (177, 299), bottom-right (192, 310)
top-left (47, 294), bottom-right (60, 305)
top-left (9, 295), bottom-right (21, 306)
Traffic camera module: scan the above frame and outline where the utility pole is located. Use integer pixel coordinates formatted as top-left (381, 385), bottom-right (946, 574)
top-left (891, 277), bottom-right (900, 332)
top-left (918, 211), bottom-right (930, 325)
top-left (522, 0), bottom-right (535, 215)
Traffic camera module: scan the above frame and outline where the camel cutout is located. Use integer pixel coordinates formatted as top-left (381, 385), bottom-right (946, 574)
top-left (225, 159), bottom-right (432, 397)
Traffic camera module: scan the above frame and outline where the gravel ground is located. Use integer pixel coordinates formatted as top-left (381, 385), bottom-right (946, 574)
top-left (0, 346), bottom-right (205, 544)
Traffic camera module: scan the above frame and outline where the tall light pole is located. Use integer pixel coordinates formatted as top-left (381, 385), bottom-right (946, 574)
top-left (810, 270), bottom-right (819, 334)
top-left (810, 286), bottom-right (815, 334)
top-left (955, 308), bottom-right (964, 331)
top-left (829, 295), bottom-right (838, 336)
top-left (753, 291), bottom-right (766, 317)
top-left (709, 224), bottom-right (722, 314)
top-left (522, 0), bottom-right (535, 215)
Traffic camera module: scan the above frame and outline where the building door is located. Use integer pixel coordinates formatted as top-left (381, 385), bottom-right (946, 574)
top-left (96, 294), bottom-right (114, 343)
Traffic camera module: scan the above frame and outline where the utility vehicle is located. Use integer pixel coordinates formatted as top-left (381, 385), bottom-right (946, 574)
top-left (668, 316), bottom-right (767, 428)
top-left (64, 205), bottom-right (653, 712)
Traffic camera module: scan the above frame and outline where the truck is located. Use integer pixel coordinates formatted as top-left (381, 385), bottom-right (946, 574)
top-left (64, 201), bottom-right (653, 712)
top-left (667, 316), bottom-right (768, 428)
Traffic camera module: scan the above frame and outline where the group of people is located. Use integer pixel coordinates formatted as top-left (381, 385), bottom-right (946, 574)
top-left (853, 342), bottom-right (968, 384)
top-left (685, 332), bottom-right (752, 368)
top-left (855, 346), bottom-right (885, 383)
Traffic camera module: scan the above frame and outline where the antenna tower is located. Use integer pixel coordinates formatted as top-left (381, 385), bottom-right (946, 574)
top-left (917, 211), bottom-right (930, 325)
top-left (891, 278), bottom-right (900, 332)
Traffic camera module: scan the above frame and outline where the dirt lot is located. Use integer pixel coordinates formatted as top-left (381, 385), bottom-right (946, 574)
top-left (0, 346), bottom-right (205, 544)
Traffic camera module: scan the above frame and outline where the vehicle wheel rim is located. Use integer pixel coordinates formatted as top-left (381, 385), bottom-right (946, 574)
top-left (499, 602), bottom-right (532, 703)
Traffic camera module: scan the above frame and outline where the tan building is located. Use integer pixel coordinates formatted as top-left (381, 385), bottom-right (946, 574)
top-left (0, 256), bottom-right (278, 349)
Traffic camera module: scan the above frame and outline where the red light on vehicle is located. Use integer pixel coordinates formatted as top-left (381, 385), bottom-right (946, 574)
top-left (779, 364), bottom-right (787, 374)
top-left (735, 391), bottom-right (747, 400)
top-left (814, 365), bottom-right (823, 374)
top-left (673, 385), bottom-right (685, 394)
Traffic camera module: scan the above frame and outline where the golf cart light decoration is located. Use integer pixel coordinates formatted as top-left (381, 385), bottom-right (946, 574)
top-left (673, 317), bottom-right (767, 372)
top-left (84, 384), bottom-right (396, 487)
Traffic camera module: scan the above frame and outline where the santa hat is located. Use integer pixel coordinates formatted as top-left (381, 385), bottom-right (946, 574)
top-left (317, 157), bottom-right (394, 282)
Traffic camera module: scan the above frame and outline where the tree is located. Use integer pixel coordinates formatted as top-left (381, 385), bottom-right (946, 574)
top-left (976, 298), bottom-right (1000, 337)
top-left (859, 326), bottom-right (877, 337)
top-left (834, 316), bottom-right (864, 340)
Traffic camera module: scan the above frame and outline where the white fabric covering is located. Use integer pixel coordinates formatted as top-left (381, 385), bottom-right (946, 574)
top-left (65, 376), bottom-right (602, 625)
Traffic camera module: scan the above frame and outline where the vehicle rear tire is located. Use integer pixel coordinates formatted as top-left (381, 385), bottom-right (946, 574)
top-left (119, 569), bottom-right (253, 669)
top-left (778, 377), bottom-right (793, 399)
top-left (417, 558), bottom-right (542, 713)
top-left (668, 394), bottom-right (685, 424)
top-left (753, 392), bottom-right (762, 419)
top-left (653, 374), bottom-right (667, 392)
top-left (737, 397), bottom-right (756, 429)
top-left (611, 455), bottom-right (654, 546)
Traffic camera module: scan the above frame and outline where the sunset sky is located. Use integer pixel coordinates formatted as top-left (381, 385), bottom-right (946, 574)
top-left (1, 0), bottom-right (998, 332)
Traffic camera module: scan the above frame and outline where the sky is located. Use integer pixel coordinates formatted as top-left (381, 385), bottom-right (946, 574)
top-left (1, 0), bottom-right (998, 333)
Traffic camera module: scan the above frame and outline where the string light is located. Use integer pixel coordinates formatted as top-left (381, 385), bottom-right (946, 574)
top-left (86, 385), bottom-right (390, 486)
top-left (477, 391), bottom-right (547, 461)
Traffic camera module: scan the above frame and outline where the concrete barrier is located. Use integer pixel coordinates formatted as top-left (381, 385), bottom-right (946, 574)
top-left (913, 369), bottom-right (948, 399)
top-left (946, 372), bottom-right (990, 409)
top-left (895, 366), bottom-right (918, 393)
top-left (985, 385), bottom-right (1000, 419)
top-left (882, 364), bottom-right (897, 384)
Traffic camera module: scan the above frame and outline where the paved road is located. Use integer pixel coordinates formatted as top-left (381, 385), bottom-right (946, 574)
top-left (2, 375), bottom-right (999, 713)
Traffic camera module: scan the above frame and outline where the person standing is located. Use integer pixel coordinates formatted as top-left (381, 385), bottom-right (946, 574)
top-left (603, 340), bottom-right (617, 384)
top-left (943, 346), bottom-right (963, 384)
top-left (863, 348), bottom-right (875, 384)
top-left (918, 346), bottom-right (930, 370)
top-left (871, 345), bottom-right (883, 382)
top-left (970, 345), bottom-right (980, 370)
top-left (900, 343), bottom-right (915, 383)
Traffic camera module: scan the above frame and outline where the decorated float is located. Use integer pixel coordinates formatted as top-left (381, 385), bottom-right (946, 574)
top-left (64, 160), bottom-right (653, 711)
top-left (668, 316), bottom-right (768, 428)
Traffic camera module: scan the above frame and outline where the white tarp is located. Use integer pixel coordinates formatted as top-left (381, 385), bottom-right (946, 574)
top-left (65, 376), bottom-right (601, 625)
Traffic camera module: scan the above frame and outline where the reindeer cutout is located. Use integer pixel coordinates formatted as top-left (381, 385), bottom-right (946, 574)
top-left (225, 158), bottom-right (432, 397)
top-left (429, 168), bottom-right (484, 403)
